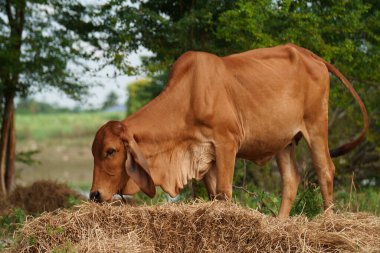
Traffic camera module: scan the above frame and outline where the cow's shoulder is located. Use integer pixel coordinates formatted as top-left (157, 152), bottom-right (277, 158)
top-left (169, 51), bottom-right (224, 81)
top-left (175, 51), bottom-right (221, 67)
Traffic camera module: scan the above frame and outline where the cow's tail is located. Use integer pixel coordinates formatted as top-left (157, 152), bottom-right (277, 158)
top-left (288, 44), bottom-right (369, 158)
top-left (323, 61), bottom-right (369, 158)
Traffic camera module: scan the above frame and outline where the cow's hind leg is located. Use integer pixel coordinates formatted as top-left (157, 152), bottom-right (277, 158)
top-left (203, 166), bottom-right (217, 200)
top-left (303, 118), bottom-right (335, 213)
top-left (276, 143), bottom-right (300, 219)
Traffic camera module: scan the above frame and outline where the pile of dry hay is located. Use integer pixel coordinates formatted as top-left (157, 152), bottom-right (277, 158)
top-left (0, 180), bottom-right (84, 215)
top-left (13, 201), bottom-right (380, 253)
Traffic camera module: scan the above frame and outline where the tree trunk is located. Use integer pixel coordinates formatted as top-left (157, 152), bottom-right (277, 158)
top-left (0, 94), bottom-right (14, 196)
top-left (5, 103), bottom-right (15, 192)
top-left (1, 0), bottom-right (25, 196)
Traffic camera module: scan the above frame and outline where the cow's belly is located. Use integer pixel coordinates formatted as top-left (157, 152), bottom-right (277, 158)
top-left (237, 122), bottom-right (301, 165)
top-left (237, 139), bottom-right (287, 165)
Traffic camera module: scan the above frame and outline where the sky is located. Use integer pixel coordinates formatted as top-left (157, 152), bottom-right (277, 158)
top-left (31, 48), bottom-right (152, 110)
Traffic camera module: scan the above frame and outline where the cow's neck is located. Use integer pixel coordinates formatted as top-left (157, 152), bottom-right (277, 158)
top-left (124, 84), bottom-right (199, 197)
top-left (135, 139), bottom-right (214, 198)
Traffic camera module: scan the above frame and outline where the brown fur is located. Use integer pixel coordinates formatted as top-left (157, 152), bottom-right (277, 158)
top-left (90, 44), bottom-right (368, 218)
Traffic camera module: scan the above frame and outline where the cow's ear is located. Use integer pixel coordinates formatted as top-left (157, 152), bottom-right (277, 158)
top-left (123, 135), bottom-right (156, 198)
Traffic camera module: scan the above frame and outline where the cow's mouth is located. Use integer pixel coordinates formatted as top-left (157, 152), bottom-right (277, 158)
top-left (89, 191), bottom-right (101, 202)
top-left (117, 189), bottom-right (127, 204)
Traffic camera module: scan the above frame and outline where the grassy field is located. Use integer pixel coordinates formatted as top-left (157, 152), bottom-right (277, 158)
top-left (16, 111), bottom-right (124, 141)
top-left (15, 111), bottom-right (125, 192)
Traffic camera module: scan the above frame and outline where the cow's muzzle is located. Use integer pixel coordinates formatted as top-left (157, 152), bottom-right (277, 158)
top-left (89, 191), bottom-right (101, 202)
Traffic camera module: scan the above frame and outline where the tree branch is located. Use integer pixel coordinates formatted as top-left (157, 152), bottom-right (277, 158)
top-left (5, 0), bottom-right (14, 25)
top-left (347, 76), bottom-right (380, 87)
top-left (17, 0), bottom-right (26, 36)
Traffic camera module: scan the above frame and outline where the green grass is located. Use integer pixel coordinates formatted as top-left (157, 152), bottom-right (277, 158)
top-left (126, 184), bottom-right (379, 218)
top-left (335, 187), bottom-right (380, 215)
top-left (0, 208), bottom-right (26, 250)
top-left (16, 111), bottom-right (125, 141)
top-left (231, 183), bottom-right (380, 218)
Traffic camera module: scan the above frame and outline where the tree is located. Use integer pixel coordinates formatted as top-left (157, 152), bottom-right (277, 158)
top-left (102, 91), bottom-right (119, 110)
top-left (0, 0), bottom-right (134, 195)
top-left (121, 0), bottom-right (380, 189)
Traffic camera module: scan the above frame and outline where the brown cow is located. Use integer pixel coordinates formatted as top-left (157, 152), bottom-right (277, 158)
top-left (90, 44), bottom-right (368, 218)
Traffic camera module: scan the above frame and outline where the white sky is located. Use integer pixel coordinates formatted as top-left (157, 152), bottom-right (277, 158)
top-left (31, 48), bottom-right (152, 109)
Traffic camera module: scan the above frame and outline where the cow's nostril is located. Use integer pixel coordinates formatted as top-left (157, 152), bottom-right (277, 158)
top-left (90, 191), bottom-right (101, 202)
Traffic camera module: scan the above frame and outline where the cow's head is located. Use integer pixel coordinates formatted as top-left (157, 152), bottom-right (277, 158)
top-left (89, 121), bottom-right (155, 202)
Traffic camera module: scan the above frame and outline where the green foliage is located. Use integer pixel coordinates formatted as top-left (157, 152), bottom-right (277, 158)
top-left (134, 183), bottom-right (380, 217)
top-left (46, 224), bottom-right (65, 237)
top-left (133, 187), bottom-right (174, 205)
top-left (65, 195), bottom-right (81, 208)
top-left (51, 241), bottom-right (75, 253)
top-left (216, 0), bottom-right (276, 51)
top-left (27, 236), bottom-right (36, 247)
top-left (126, 72), bottom-right (168, 116)
top-left (290, 185), bottom-right (324, 218)
top-left (0, 208), bottom-right (26, 237)
top-left (0, 208), bottom-right (26, 250)
top-left (335, 187), bottom-right (380, 215)
top-left (127, 79), bottom-right (156, 115)
top-left (232, 183), bottom-right (322, 218)
top-left (232, 186), bottom-right (280, 216)
top-left (232, 184), bottom-right (380, 218)
top-left (15, 150), bottom-right (40, 166)
top-left (127, 0), bottom-right (237, 68)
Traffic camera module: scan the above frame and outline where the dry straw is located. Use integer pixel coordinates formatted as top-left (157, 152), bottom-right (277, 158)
top-left (13, 201), bottom-right (380, 253)
top-left (2, 180), bottom-right (84, 215)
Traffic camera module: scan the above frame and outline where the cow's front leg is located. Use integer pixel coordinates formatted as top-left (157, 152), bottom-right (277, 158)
top-left (213, 143), bottom-right (237, 200)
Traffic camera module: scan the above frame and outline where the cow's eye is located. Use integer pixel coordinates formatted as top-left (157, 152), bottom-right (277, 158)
top-left (106, 148), bottom-right (116, 157)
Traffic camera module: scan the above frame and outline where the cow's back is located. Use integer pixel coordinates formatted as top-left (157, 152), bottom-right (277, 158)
top-left (126, 45), bottom-right (329, 166)
top-left (221, 45), bottom-right (329, 163)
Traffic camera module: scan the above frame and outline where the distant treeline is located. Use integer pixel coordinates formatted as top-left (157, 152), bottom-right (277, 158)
top-left (16, 91), bottom-right (123, 114)
top-left (16, 99), bottom-right (81, 114)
